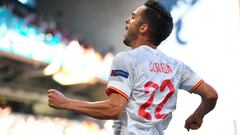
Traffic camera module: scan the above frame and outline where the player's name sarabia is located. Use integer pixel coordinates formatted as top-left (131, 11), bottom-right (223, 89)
top-left (149, 61), bottom-right (172, 74)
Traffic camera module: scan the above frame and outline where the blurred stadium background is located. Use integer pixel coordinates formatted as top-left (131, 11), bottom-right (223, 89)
top-left (0, 0), bottom-right (239, 135)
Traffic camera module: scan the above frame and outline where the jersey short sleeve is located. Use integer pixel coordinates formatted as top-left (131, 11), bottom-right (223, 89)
top-left (179, 63), bottom-right (204, 93)
top-left (106, 52), bottom-right (133, 101)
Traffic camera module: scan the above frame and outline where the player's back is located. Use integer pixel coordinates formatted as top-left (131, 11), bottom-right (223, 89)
top-left (108, 45), bottom-right (202, 135)
top-left (110, 45), bottom-right (184, 135)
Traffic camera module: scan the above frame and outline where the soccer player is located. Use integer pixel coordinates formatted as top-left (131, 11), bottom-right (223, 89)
top-left (48, 0), bottom-right (218, 134)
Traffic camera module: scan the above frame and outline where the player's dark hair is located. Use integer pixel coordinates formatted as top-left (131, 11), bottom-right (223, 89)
top-left (143, 0), bottom-right (173, 46)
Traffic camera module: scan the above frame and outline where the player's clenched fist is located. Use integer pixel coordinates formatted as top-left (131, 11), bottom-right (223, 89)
top-left (48, 89), bottom-right (68, 109)
top-left (184, 113), bottom-right (203, 131)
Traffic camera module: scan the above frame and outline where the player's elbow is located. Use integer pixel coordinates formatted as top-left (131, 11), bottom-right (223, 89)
top-left (206, 89), bottom-right (218, 101)
top-left (212, 91), bottom-right (218, 101)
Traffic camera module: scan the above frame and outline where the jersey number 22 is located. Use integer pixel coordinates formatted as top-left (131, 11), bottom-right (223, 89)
top-left (138, 80), bottom-right (174, 120)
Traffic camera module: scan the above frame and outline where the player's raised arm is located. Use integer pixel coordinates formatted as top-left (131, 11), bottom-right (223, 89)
top-left (48, 89), bottom-right (128, 119)
top-left (184, 82), bottom-right (218, 131)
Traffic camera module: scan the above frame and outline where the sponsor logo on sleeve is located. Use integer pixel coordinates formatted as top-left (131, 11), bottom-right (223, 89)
top-left (111, 70), bottom-right (129, 79)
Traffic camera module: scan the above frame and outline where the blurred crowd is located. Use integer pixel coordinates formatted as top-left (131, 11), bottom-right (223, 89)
top-left (1, 0), bottom-right (70, 44)
top-left (0, 107), bottom-right (114, 135)
top-left (0, 0), bottom-right (114, 82)
top-left (0, 0), bottom-right (70, 47)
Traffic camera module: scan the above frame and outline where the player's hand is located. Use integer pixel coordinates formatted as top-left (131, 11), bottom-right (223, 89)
top-left (48, 89), bottom-right (68, 109)
top-left (184, 113), bottom-right (203, 131)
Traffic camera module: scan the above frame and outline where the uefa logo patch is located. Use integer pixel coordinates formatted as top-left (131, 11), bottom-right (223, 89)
top-left (111, 70), bottom-right (129, 79)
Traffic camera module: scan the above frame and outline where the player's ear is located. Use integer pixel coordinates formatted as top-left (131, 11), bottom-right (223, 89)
top-left (140, 24), bottom-right (149, 33)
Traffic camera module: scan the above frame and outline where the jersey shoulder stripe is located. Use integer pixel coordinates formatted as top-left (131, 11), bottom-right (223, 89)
top-left (190, 79), bottom-right (204, 93)
top-left (106, 86), bottom-right (129, 101)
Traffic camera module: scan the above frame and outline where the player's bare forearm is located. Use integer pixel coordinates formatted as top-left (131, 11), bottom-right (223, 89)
top-left (63, 97), bottom-right (125, 119)
top-left (48, 89), bottom-right (127, 120)
top-left (192, 94), bottom-right (218, 119)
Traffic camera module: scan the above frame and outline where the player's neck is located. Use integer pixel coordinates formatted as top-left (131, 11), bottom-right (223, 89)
top-left (131, 39), bottom-right (157, 49)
